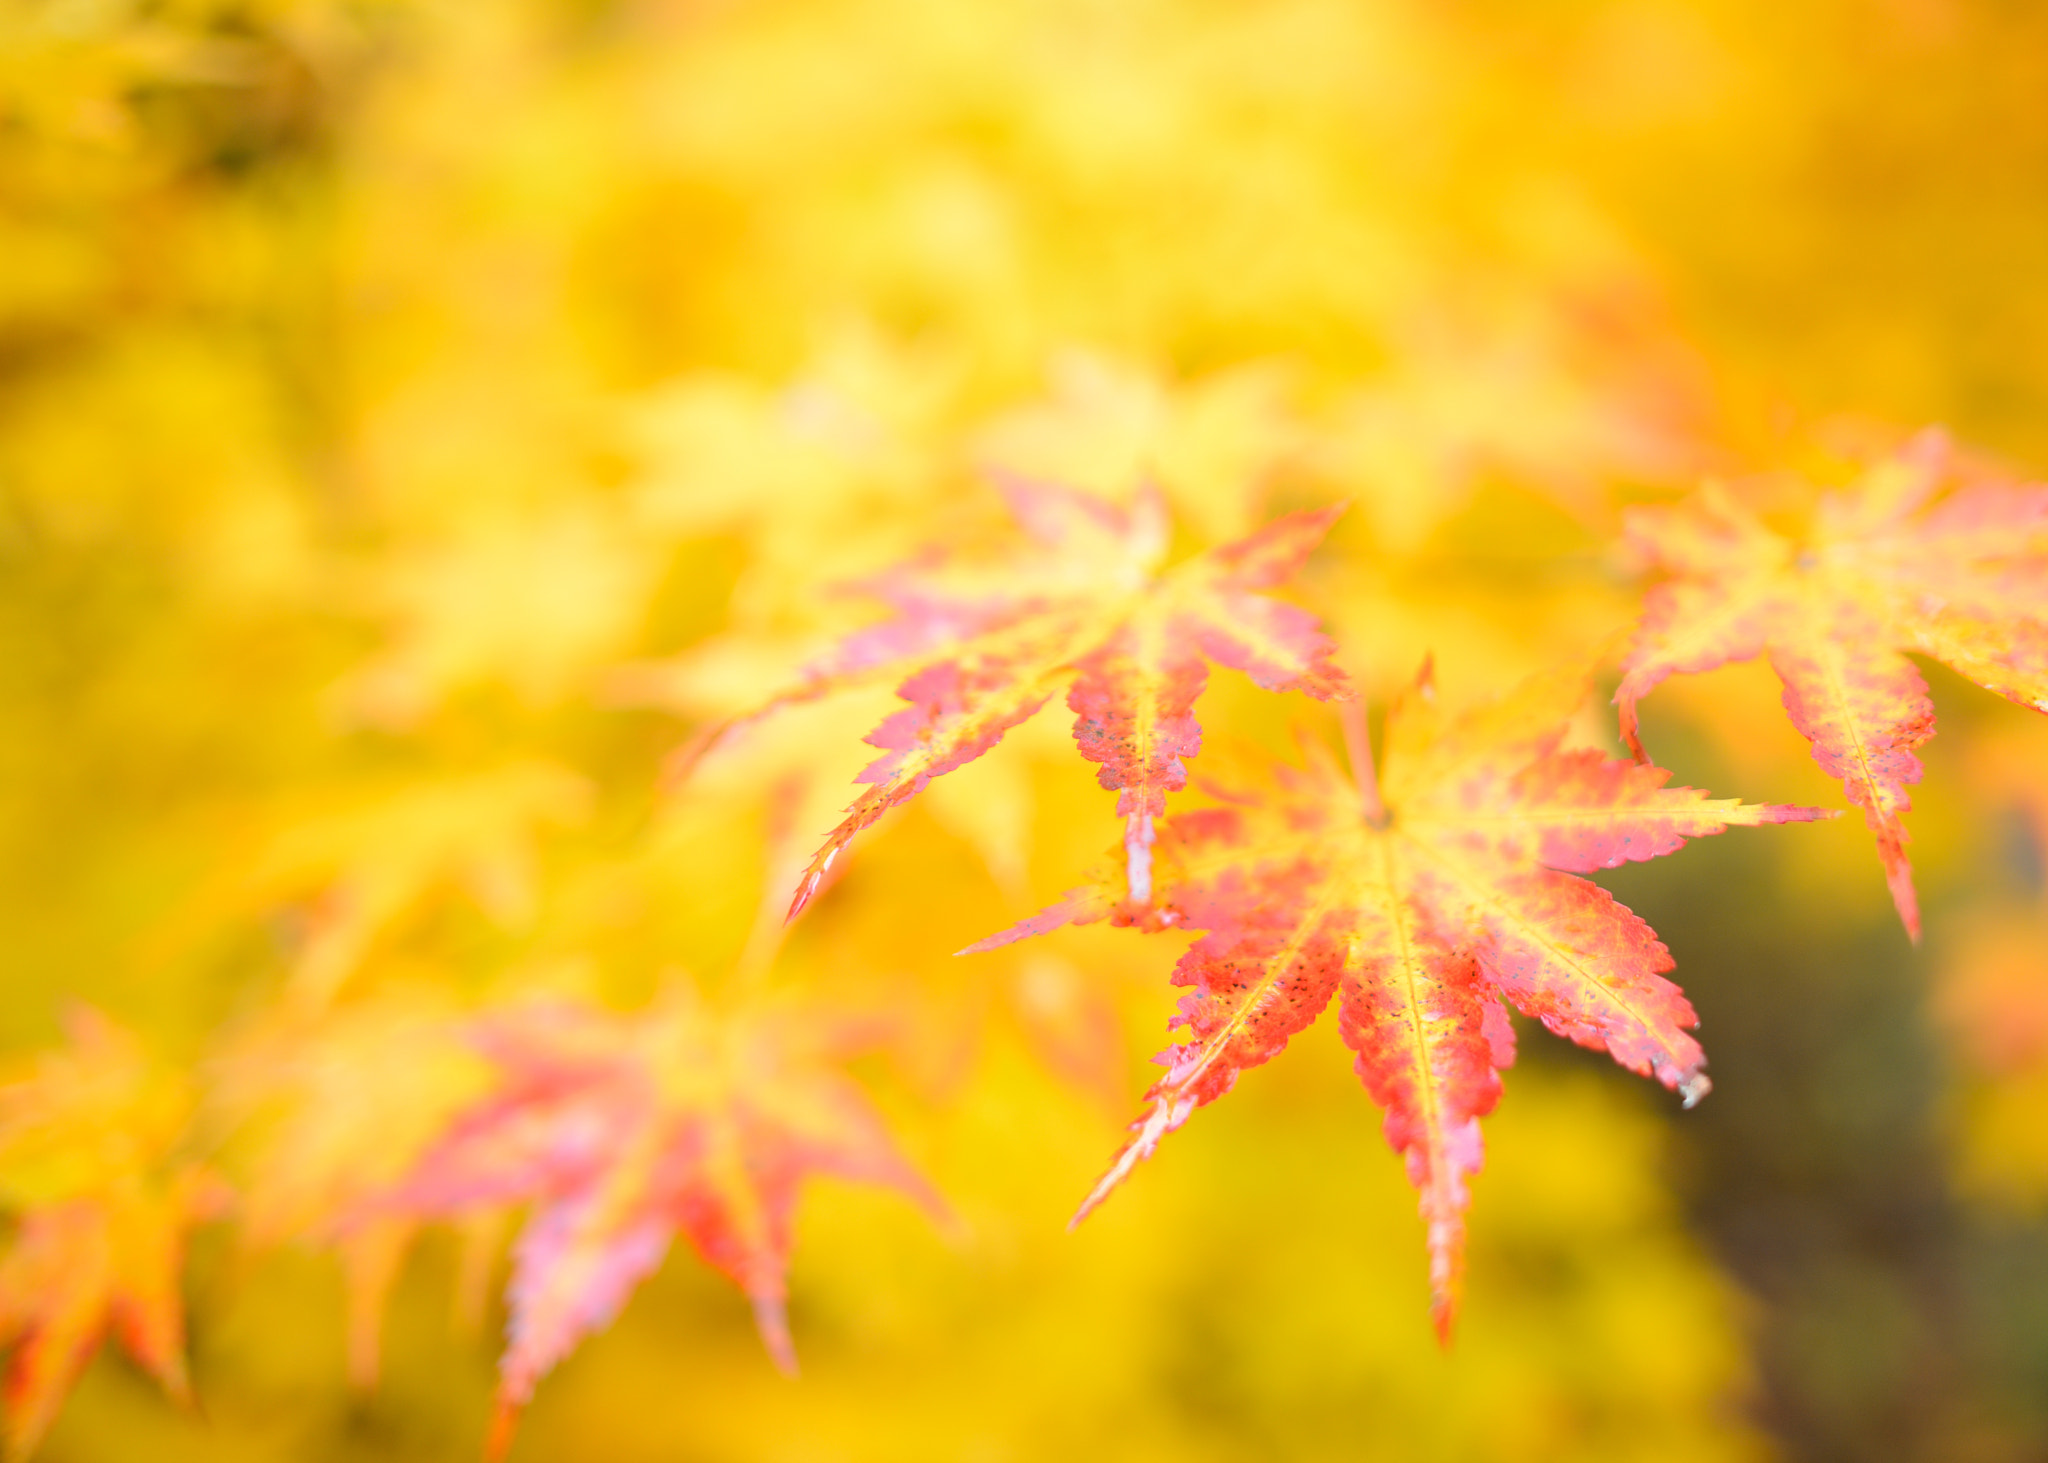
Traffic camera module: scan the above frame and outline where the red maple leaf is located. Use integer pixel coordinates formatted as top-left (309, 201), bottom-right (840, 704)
top-left (969, 665), bottom-right (1826, 1336)
top-left (1617, 431), bottom-right (2048, 938)
top-left (689, 480), bottom-right (1347, 918)
top-left (0, 1011), bottom-right (226, 1461)
top-left (369, 986), bottom-right (943, 1456)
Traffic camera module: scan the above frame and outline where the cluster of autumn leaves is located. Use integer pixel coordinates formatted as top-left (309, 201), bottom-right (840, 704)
top-left (3, 423), bottom-right (2044, 1457)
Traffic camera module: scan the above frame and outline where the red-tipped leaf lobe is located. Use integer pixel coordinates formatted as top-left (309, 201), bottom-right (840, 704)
top-left (1338, 943), bottom-right (1511, 1343)
top-left (1618, 432), bottom-right (2048, 937)
top-left (0, 1013), bottom-right (220, 1462)
top-left (697, 482), bottom-right (1346, 921)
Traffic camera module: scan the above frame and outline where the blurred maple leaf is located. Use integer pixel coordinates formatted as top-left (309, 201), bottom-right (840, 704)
top-left (361, 983), bottom-right (944, 1456)
top-left (1308, 298), bottom-right (1703, 553)
top-left (1931, 725), bottom-right (2048, 1207)
top-left (1618, 431), bottom-right (2048, 939)
top-left (624, 325), bottom-right (962, 604)
top-left (0, 1011), bottom-right (226, 1461)
top-left (186, 762), bottom-right (591, 1007)
top-left (1935, 908), bottom-right (2048, 1210)
top-left (971, 352), bottom-right (1303, 544)
top-left (1939, 913), bottom-right (2048, 1084)
top-left (971, 664), bottom-right (1823, 1336)
top-left (696, 481), bottom-right (1348, 919)
top-left (221, 991), bottom-right (495, 1388)
top-left (342, 507), bottom-right (662, 727)
top-left (17, 0), bottom-right (2048, 1454)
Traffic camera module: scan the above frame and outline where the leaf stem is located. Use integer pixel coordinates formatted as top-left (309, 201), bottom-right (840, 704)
top-left (1339, 699), bottom-right (1387, 826)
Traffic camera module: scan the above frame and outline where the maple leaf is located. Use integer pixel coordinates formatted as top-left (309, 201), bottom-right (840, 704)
top-left (340, 504), bottom-right (662, 727)
top-left (0, 1011), bottom-right (227, 1461)
top-left (182, 762), bottom-right (591, 1006)
top-left (1308, 297), bottom-right (1703, 553)
top-left (221, 992), bottom-right (496, 1388)
top-left (967, 665), bottom-right (1826, 1336)
top-left (1617, 431), bottom-right (2048, 939)
top-left (366, 985), bottom-right (944, 1456)
top-left (970, 351), bottom-right (1304, 544)
top-left (696, 480), bottom-right (1347, 919)
top-left (624, 323), bottom-right (961, 590)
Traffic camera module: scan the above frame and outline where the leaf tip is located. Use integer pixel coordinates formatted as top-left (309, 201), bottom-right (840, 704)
top-left (158, 1356), bottom-right (195, 1410)
top-left (484, 1398), bottom-right (523, 1462)
top-left (751, 1293), bottom-right (799, 1377)
top-left (1068, 1098), bottom-right (1183, 1228)
top-left (1882, 849), bottom-right (1922, 944)
top-left (958, 887), bottom-right (1113, 954)
top-left (1065, 1167), bottom-right (1123, 1231)
top-left (784, 847), bottom-right (839, 924)
top-left (1066, 1160), bottom-right (1128, 1232)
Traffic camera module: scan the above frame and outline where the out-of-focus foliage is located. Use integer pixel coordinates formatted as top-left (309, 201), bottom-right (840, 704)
top-left (0, 1012), bottom-right (224, 1461)
top-left (1939, 726), bottom-right (2048, 1207)
top-left (8, 0), bottom-right (2048, 1459)
top-left (371, 983), bottom-right (947, 1454)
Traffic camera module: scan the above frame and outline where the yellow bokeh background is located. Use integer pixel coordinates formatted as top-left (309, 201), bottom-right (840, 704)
top-left (8, 1), bottom-right (2048, 1459)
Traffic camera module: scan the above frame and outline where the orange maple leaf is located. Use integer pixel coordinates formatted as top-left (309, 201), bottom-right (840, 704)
top-left (222, 991), bottom-right (496, 1389)
top-left (969, 665), bottom-right (1826, 1337)
top-left (694, 480), bottom-right (1347, 919)
top-left (367, 985), bottom-right (943, 1456)
top-left (163, 762), bottom-right (591, 1009)
top-left (0, 1011), bottom-right (226, 1461)
top-left (1617, 431), bottom-right (2048, 938)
